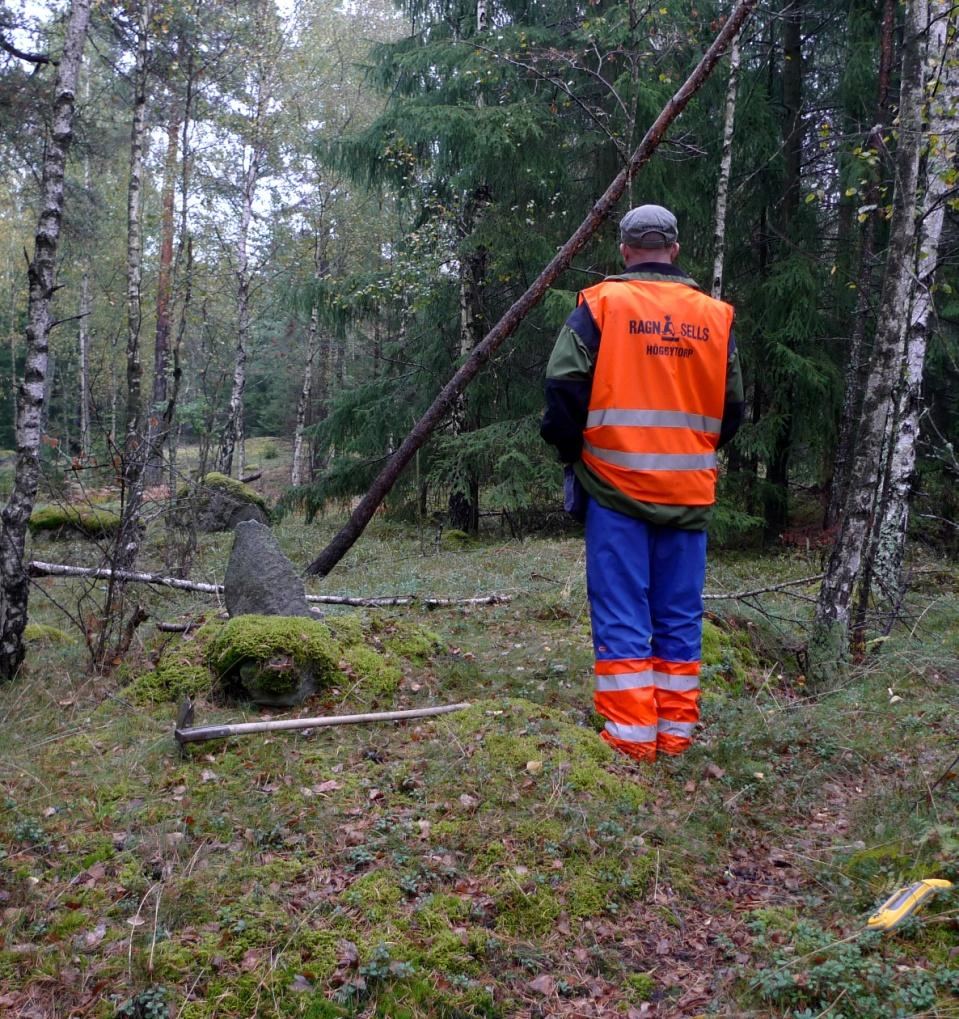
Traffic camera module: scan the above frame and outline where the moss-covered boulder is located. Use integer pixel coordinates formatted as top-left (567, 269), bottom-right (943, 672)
top-left (23, 622), bottom-right (75, 646)
top-left (28, 504), bottom-right (123, 539)
top-left (128, 613), bottom-right (438, 710)
top-left (181, 472), bottom-right (269, 532)
top-left (206, 614), bottom-right (341, 707)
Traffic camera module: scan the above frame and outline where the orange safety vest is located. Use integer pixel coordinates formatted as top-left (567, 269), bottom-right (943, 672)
top-left (579, 278), bottom-right (734, 506)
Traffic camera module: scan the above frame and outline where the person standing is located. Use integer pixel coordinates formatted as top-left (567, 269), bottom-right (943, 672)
top-left (541, 205), bottom-right (744, 762)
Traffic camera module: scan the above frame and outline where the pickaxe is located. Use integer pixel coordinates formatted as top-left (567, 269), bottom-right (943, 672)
top-left (174, 698), bottom-right (471, 749)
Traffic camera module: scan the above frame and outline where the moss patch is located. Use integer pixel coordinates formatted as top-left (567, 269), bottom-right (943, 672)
top-left (701, 617), bottom-right (757, 690)
top-left (325, 613), bottom-right (366, 647)
top-left (28, 504), bottom-right (123, 537)
top-left (343, 644), bottom-right (403, 696)
top-left (494, 886), bottom-right (561, 938)
top-left (206, 615), bottom-right (340, 692)
top-left (382, 621), bottom-right (442, 663)
top-left (124, 620), bottom-right (224, 704)
top-left (23, 623), bottom-right (75, 645)
top-left (440, 528), bottom-right (476, 549)
top-left (448, 698), bottom-right (646, 811)
top-left (342, 870), bottom-right (404, 925)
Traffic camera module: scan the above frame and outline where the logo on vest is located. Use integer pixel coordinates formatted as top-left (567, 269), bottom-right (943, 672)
top-left (628, 316), bottom-right (709, 342)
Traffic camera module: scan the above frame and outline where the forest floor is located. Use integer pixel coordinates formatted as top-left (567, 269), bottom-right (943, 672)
top-left (1, 443), bottom-right (957, 1018)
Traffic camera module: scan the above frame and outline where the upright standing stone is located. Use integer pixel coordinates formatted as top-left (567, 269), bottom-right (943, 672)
top-left (224, 520), bottom-right (312, 618)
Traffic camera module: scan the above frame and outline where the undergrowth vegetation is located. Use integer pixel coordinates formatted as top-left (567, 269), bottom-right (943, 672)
top-left (0, 506), bottom-right (956, 1017)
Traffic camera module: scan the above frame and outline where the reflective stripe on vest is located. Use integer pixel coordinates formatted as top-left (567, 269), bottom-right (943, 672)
top-left (584, 441), bottom-right (717, 472)
top-left (596, 670), bottom-right (700, 693)
top-left (586, 408), bottom-right (722, 433)
top-left (579, 278), bottom-right (733, 506)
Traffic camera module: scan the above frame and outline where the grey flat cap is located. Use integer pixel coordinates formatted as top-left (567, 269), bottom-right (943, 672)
top-left (619, 204), bottom-right (678, 249)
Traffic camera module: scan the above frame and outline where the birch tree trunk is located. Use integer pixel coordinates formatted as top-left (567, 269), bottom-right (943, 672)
top-left (96, 0), bottom-right (152, 666)
top-left (292, 305), bottom-right (319, 489)
top-left (217, 138), bottom-right (260, 479)
top-left (216, 4), bottom-right (279, 480)
top-left (78, 262), bottom-right (92, 458)
top-left (764, 0), bottom-right (803, 541)
top-left (146, 110), bottom-right (180, 484)
top-left (0, 0), bottom-right (92, 681)
top-left (447, 0), bottom-right (491, 533)
top-left (825, 0), bottom-right (896, 529)
top-left (871, 0), bottom-right (957, 604)
top-left (810, 0), bottom-right (928, 683)
top-left (78, 74), bottom-right (92, 458)
top-left (710, 30), bottom-right (741, 299)
top-left (162, 48), bottom-right (196, 489)
top-left (448, 186), bottom-right (490, 533)
top-left (119, 0), bottom-right (151, 549)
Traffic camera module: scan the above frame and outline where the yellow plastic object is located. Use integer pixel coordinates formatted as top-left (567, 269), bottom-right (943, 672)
top-left (866, 879), bottom-right (953, 932)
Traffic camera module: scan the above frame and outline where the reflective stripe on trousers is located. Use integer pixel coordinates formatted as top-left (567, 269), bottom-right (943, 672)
top-left (595, 670), bottom-right (700, 693)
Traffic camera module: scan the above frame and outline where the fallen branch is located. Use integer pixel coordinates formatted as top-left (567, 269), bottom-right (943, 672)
top-left (28, 560), bottom-right (222, 594)
top-left (703, 574), bottom-right (824, 601)
top-left (303, 0), bottom-right (759, 578)
top-left (307, 593), bottom-right (510, 608)
top-left (27, 560), bottom-right (510, 608)
top-left (156, 620), bottom-right (204, 632)
top-left (175, 700), bottom-right (471, 747)
top-left (239, 470), bottom-right (262, 484)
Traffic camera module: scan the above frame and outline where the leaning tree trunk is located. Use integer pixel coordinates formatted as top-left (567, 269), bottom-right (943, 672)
top-left (97, 0), bottom-right (151, 667)
top-left (810, 0), bottom-right (928, 684)
top-left (710, 29), bottom-right (741, 300)
top-left (0, 0), bottom-right (92, 680)
top-left (871, 0), bottom-right (957, 607)
top-left (305, 0), bottom-right (759, 576)
top-left (825, 0), bottom-right (896, 529)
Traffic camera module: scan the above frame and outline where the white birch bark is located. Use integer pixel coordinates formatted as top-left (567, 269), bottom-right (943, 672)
top-left (873, 0), bottom-right (958, 600)
top-left (117, 0), bottom-right (152, 572)
top-left (217, 3), bottom-right (279, 480)
top-left (447, 0), bottom-right (490, 530)
top-left (78, 72), bottom-right (92, 458)
top-left (811, 0), bottom-right (929, 681)
top-left (217, 164), bottom-right (254, 479)
top-left (0, 0), bottom-right (92, 680)
top-left (291, 302), bottom-right (319, 488)
top-left (78, 268), bottom-right (91, 458)
top-left (95, 0), bottom-right (152, 666)
top-left (711, 30), bottom-right (741, 299)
